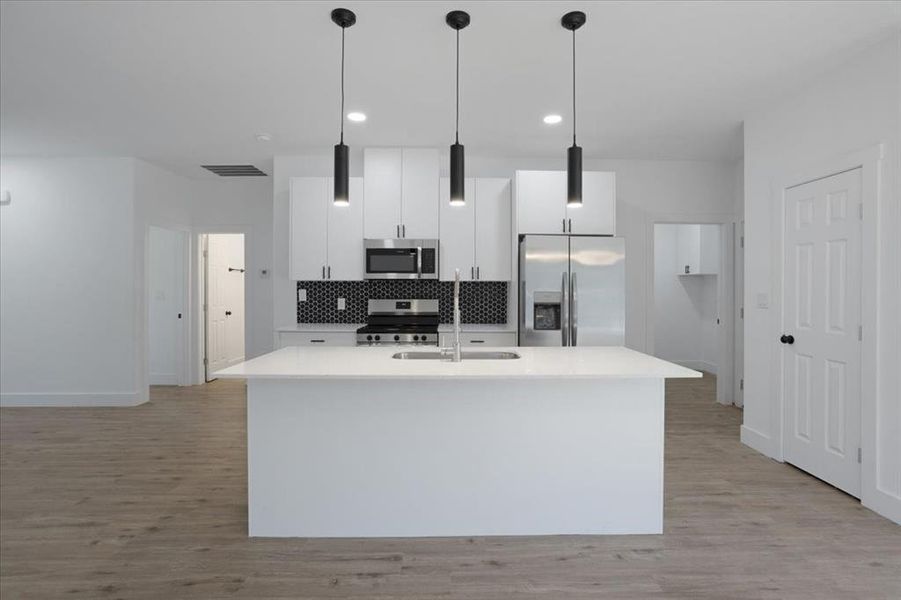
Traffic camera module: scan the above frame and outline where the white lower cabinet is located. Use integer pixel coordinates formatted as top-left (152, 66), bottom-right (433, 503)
top-left (438, 332), bottom-right (517, 348)
top-left (277, 331), bottom-right (356, 348)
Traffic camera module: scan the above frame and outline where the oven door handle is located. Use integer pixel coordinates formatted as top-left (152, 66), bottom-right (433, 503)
top-left (416, 246), bottom-right (422, 279)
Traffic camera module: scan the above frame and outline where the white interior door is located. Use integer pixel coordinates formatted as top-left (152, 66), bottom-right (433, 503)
top-left (782, 169), bottom-right (862, 497)
top-left (734, 220), bottom-right (744, 408)
top-left (206, 233), bottom-right (245, 379)
top-left (148, 226), bottom-right (187, 385)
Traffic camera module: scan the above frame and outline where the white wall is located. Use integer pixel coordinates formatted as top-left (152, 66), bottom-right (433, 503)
top-left (0, 157), bottom-right (143, 405)
top-left (273, 154), bottom-right (738, 354)
top-left (653, 224), bottom-right (719, 373)
top-left (742, 34), bottom-right (900, 522)
top-left (0, 157), bottom-right (273, 404)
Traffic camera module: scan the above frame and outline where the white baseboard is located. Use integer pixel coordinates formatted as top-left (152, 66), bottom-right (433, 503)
top-left (862, 488), bottom-right (901, 525)
top-left (0, 391), bottom-right (146, 407)
top-left (740, 424), bottom-right (778, 460)
top-left (149, 372), bottom-right (177, 385)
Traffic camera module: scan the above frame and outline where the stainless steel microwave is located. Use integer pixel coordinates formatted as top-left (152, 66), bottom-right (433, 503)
top-left (364, 239), bottom-right (439, 279)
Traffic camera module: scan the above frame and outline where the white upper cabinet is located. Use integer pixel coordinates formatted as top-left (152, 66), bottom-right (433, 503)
top-left (439, 178), bottom-right (476, 281)
top-left (401, 148), bottom-right (439, 238)
top-left (439, 177), bottom-right (512, 281)
top-left (327, 178), bottom-right (364, 280)
top-left (516, 170), bottom-right (566, 234)
top-left (570, 172), bottom-right (616, 235)
top-left (363, 148), bottom-right (403, 238)
top-left (289, 177), bottom-right (328, 280)
top-left (474, 178), bottom-right (512, 281)
top-left (676, 224), bottom-right (719, 275)
top-left (515, 170), bottom-right (615, 235)
top-left (364, 148), bottom-right (439, 239)
top-left (290, 176), bottom-right (364, 280)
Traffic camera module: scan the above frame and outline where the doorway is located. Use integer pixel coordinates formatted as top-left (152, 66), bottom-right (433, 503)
top-left (203, 233), bottom-right (245, 381)
top-left (147, 226), bottom-right (188, 386)
top-left (781, 168), bottom-right (862, 498)
top-left (651, 222), bottom-right (735, 405)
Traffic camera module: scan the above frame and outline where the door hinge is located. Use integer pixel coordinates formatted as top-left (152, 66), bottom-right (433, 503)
top-left (740, 307), bottom-right (744, 319)
top-left (203, 303), bottom-right (207, 312)
top-left (857, 447), bottom-right (862, 463)
top-left (858, 204), bottom-right (863, 220)
top-left (740, 236), bottom-right (744, 248)
top-left (858, 325), bottom-right (862, 341)
top-left (203, 357), bottom-right (208, 366)
top-left (740, 378), bottom-right (744, 391)
top-left (203, 250), bottom-right (208, 258)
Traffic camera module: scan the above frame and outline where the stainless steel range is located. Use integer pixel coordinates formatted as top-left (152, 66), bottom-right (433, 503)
top-left (356, 299), bottom-right (439, 346)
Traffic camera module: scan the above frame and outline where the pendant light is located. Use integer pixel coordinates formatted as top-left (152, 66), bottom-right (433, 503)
top-left (562, 11), bottom-right (586, 207)
top-left (446, 10), bottom-right (470, 206)
top-left (331, 8), bottom-right (356, 206)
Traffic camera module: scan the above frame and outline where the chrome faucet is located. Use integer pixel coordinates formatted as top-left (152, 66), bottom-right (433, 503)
top-left (447, 268), bottom-right (463, 362)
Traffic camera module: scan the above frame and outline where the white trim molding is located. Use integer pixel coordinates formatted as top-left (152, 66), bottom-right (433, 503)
top-left (0, 391), bottom-right (146, 407)
top-left (766, 143), bottom-right (898, 524)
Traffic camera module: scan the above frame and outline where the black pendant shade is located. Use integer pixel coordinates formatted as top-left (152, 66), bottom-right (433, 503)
top-left (450, 142), bottom-right (465, 205)
top-left (334, 142), bottom-right (349, 204)
top-left (562, 11), bottom-right (586, 207)
top-left (567, 144), bottom-right (582, 206)
top-left (332, 8), bottom-right (356, 206)
top-left (447, 10), bottom-right (470, 206)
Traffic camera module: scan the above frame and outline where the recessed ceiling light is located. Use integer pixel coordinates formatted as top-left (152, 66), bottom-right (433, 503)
top-left (255, 133), bottom-right (272, 142)
top-left (347, 112), bottom-right (367, 122)
top-left (543, 114), bottom-right (563, 125)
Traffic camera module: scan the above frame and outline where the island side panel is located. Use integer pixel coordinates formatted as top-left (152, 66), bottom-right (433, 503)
top-left (247, 377), bottom-right (664, 537)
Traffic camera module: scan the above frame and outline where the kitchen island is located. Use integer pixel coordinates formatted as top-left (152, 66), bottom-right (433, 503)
top-left (215, 346), bottom-right (700, 538)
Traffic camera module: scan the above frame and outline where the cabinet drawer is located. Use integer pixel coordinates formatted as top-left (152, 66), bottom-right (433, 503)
top-left (278, 332), bottom-right (356, 348)
top-left (439, 332), bottom-right (517, 347)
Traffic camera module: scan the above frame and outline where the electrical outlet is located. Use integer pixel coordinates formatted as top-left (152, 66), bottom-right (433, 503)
top-left (260, 268), bottom-right (269, 279)
top-left (756, 293), bottom-right (769, 309)
top-left (337, 297), bottom-right (346, 311)
top-left (298, 289), bottom-right (307, 302)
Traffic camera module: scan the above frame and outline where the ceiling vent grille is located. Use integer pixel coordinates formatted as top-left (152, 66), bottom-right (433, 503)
top-left (202, 164), bottom-right (268, 177)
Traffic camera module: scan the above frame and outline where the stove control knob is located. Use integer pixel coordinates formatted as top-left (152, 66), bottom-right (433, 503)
top-left (413, 335), bottom-right (419, 341)
top-left (366, 335), bottom-right (373, 342)
top-left (420, 335), bottom-right (427, 342)
top-left (394, 335), bottom-right (401, 342)
top-left (374, 335), bottom-right (381, 341)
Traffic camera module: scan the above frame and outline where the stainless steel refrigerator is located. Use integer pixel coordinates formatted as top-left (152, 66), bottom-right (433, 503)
top-left (518, 235), bottom-right (625, 346)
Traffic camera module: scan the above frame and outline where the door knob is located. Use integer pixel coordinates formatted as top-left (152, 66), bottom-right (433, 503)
top-left (225, 310), bottom-right (232, 316)
top-left (780, 334), bottom-right (794, 344)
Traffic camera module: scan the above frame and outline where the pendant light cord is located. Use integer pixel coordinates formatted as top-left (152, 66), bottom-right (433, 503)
top-left (572, 28), bottom-right (577, 146)
top-left (455, 28), bottom-right (460, 144)
top-left (340, 26), bottom-right (345, 144)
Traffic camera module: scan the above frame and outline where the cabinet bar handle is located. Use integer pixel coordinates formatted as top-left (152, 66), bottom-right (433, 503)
top-left (568, 218), bottom-right (572, 232)
top-left (562, 218), bottom-right (566, 232)
top-left (310, 339), bottom-right (326, 343)
top-left (327, 265), bottom-right (331, 279)
top-left (471, 266), bottom-right (474, 279)
top-left (321, 265), bottom-right (325, 279)
top-left (470, 340), bottom-right (485, 344)
top-left (402, 224), bottom-right (406, 237)
top-left (396, 224), bottom-right (400, 237)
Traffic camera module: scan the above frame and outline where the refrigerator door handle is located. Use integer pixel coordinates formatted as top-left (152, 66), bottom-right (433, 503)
top-left (570, 272), bottom-right (578, 346)
top-left (561, 271), bottom-right (569, 346)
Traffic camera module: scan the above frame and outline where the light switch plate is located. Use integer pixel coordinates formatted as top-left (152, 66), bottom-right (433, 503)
top-left (298, 289), bottom-right (307, 302)
top-left (337, 297), bottom-right (346, 310)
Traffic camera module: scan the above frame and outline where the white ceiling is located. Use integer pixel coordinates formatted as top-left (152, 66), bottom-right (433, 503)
top-left (1, 1), bottom-right (899, 176)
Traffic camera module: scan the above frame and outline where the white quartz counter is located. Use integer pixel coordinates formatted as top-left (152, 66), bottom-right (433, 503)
top-left (277, 323), bottom-right (513, 333)
top-left (215, 346), bottom-right (701, 380)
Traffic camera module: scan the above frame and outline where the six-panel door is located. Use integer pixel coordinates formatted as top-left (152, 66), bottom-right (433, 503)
top-left (782, 168), bottom-right (862, 498)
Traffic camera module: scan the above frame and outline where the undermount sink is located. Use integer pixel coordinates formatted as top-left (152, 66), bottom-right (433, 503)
top-left (392, 351), bottom-right (521, 361)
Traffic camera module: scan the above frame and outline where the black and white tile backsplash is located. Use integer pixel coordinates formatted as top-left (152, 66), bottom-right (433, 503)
top-left (296, 280), bottom-right (508, 324)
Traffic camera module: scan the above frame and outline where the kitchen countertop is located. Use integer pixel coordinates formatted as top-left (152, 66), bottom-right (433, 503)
top-left (277, 324), bottom-right (515, 333)
top-left (214, 346), bottom-right (701, 380)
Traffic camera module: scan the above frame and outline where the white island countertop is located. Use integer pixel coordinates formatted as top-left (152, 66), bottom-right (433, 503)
top-left (215, 346), bottom-right (701, 380)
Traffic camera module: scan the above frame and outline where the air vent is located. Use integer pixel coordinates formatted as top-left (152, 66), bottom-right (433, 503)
top-left (202, 165), bottom-right (268, 177)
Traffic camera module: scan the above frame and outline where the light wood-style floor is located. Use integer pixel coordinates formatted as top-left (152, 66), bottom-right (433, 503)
top-left (1, 375), bottom-right (899, 599)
